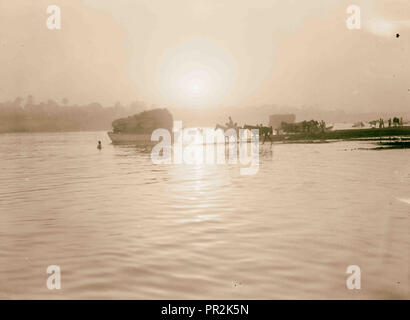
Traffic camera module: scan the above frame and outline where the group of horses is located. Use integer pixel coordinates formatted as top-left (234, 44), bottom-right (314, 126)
top-left (369, 117), bottom-right (403, 128)
top-left (214, 118), bottom-right (333, 144)
top-left (280, 120), bottom-right (329, 134)
top-left (214, 123), bottom-right (274, 144)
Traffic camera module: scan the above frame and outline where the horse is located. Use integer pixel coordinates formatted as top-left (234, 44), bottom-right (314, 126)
top-left (214, 123), bottom-right (240, 144)
top-left (243, 124), bottom-right (273, 144)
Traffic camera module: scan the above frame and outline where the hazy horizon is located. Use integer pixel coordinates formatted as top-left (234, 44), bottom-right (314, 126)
top-left (1, 0), bottom-right (410, 115)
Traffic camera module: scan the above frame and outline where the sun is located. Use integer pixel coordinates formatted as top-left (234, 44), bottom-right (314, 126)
top-left (178, 69), bottom-right (212, 99)
top-left (156, 39), bottom-right (235, 107)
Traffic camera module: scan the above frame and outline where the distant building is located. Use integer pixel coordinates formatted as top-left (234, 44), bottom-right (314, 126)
top-left (269, 114), bottom-right (296, 129)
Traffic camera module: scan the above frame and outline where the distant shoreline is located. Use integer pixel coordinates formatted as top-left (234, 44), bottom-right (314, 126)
top-left (0, 128), bottom-right (111, 134)
top-left (2, 126), bottom-right (410, 139)
top-left (272, 126), bottom-right (410, 142)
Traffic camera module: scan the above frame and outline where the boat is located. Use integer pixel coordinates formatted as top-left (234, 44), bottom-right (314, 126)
top-left (107, 108), bottom-right (173, 145)
top-left (107, 132), bottom-right (154, 145)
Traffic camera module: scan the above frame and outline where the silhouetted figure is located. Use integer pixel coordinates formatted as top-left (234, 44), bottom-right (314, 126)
top-left (97, 141), bottom-right (102, 150)
top-left (225, 116), bottom-right (234, 128)
top-left (228, 116), bottom-right (234, 128)
top-left (396, 33), bottom-right (400, 38)
top-left (319, 120), bottom-right (326, 133)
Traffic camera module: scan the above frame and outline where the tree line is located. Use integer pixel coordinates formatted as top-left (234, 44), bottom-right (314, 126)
top-left (0, 96), bottom-right (149, 133)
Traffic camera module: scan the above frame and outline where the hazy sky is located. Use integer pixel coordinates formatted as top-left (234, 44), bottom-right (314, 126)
top-left (1, 0), bottom-right (410, 113)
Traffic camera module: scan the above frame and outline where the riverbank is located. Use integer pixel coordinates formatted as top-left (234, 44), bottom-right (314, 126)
top-left (273, 126), bottom-right (410, 142)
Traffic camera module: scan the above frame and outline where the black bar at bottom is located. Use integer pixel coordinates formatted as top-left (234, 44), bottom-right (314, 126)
top-left (0, 300), bottom-right (406, 319)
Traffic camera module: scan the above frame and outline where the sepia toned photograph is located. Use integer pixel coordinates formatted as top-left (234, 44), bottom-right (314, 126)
top-left (0, 0), bottom-right (409, 304)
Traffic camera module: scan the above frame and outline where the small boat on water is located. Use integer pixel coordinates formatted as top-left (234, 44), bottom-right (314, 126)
top-left (107, 108), bottom-right (173, 145)
top-left (107, 132), bottom-right (154, 145)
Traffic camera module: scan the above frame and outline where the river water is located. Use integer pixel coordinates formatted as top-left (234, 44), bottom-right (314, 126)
top-left (0, 131), bottom-right (408, 299)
